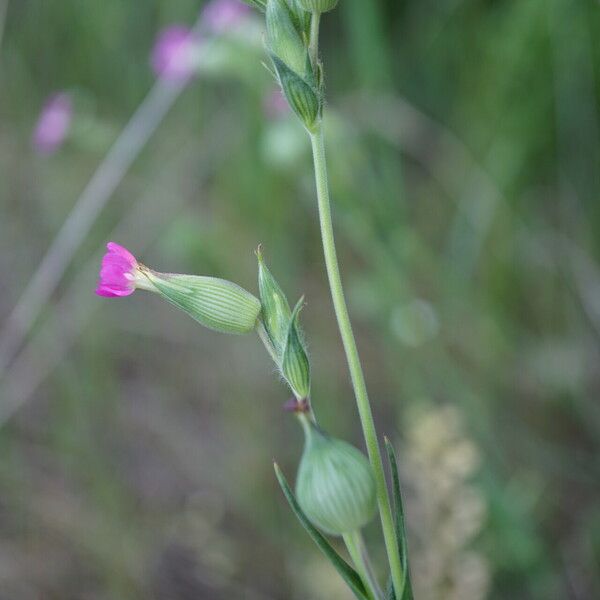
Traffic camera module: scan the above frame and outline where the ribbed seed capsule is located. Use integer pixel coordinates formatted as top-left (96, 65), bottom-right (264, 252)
top-left (296, 420), bottom-right (377, 536)
top-left (144, 269), bottom-right (261, 334)
top-left (281, 299), bottom-right (310, 398)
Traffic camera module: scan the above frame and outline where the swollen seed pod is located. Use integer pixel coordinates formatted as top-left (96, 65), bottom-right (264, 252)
top-left (296, 419), bottom-right (377, 536)
top-left (144, 269), bottom-right (261, 334)
top-left (257, 248), bottom-right (292, 356)
top-left (296, 0), bottom-right (339, 13)
top-left (266, 0), bottom-right (307, 77)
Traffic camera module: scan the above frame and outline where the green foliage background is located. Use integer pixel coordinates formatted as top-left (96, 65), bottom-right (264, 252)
top-left (0, 0), bottom-right (599, 598)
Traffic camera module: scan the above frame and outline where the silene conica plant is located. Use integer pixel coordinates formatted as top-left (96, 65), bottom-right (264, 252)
top-left (96, 2), bottom-right (412, 599)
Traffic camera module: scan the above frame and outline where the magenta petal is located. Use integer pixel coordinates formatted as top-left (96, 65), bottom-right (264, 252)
top-left (96, 241), bottom-right (138, 298)
top-left (106, 242), bottom-right (136, 264)
top-left (95, 286), bottom-right (135, 298)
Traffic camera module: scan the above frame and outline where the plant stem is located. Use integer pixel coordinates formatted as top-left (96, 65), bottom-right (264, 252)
top-left (309, 125), bottom-right (405, 595)
top-left (343, 530), bottom-right (383, 600)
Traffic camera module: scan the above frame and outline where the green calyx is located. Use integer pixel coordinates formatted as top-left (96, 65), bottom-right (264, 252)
top-left (256, 251), bottom-right (311, 399)
top-left (281, 298), bottom-right (311, 398)
top-left (240, 0), bottom-right (267, 11)
top-left (144, 269), bottom-right (261, 335)
top-left (296, 0), bottom-right (339, 13)
top-left (265, 0), bottom-right (321, 131)
top-left (296, 419), bottom-right (377, 536)
top-left (257, 247), bottom-right (292, 356)
top-left (270, 54), bottom-right (321, 132)
top-left (266, 0), bottom-right (307, 77)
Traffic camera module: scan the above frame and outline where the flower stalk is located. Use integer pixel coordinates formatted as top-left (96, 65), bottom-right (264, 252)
top-left (309, 122), bottom-right (405, 597)
top-left (343, 529), bottom-right (383, 600)
top-left (306, 15), bottom-right (407, 596)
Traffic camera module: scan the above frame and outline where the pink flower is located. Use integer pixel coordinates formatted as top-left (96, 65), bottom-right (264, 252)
top-left (96, 242), bottom-right (139, 297)
top-left (201, 0), bottom-right (251, 34)
top-left (32, 92), bottom-right (73, 155)
top-left (151, 25), bottom-right (201, 82)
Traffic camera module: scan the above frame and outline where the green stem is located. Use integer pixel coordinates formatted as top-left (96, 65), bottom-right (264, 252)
top-left (343, 530), bottom-right (383, 600)
top-left (309, 125), bottom-right (405, 596)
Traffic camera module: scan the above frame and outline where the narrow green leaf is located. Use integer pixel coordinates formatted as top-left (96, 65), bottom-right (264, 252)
top-left (274, 463), bottom-right (370, 600)
top-left (384, 438), bottom-right (414, 600)
top-left (281, 298), bottom-right (310, 398)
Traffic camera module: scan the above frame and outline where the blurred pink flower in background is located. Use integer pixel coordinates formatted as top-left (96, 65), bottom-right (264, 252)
top-left (264, 89), bottom-right (290, 119)
top-left (32, 92), bottom-right (73, 155)
top-left (151, 25), bottom-right (202, 82)
top-left (201, 0), bottom-right (251, 34)
top-left (95, 242), bottom-right (139, 297)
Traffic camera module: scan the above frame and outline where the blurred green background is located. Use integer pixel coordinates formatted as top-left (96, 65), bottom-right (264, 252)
top-left (1, 0), bottom-right (599, 598)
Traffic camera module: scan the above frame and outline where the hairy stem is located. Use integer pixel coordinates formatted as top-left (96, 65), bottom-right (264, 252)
top-left (309, 125), bottom-right (405, 595)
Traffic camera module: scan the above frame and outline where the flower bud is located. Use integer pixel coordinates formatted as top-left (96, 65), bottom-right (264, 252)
top-left (96, 242), bottom-right (261, 335)
top-left (296, 0), bottom-right (339, 13)
top-left (270, 54), bottom-right (320, 132)
top-left (282, 298), bottom-right (310, 398)
top-left (266, 0), bottom-right (307, 77)
top-left (257, 248), bottom-right (292, 357)
top-left (296, 420), bottom-right (377, 535)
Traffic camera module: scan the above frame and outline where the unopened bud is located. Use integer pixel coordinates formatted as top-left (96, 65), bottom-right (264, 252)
top-left (257, 247), bottom-right (292, 357)
top-left (296, 420), bottom-right (377, 535)
top-left (270, 54), bottom-right (320, 131)
top-left (266, 0), bottom-right (307, 77)
top-left (281, 298), bottom-right (311, 398)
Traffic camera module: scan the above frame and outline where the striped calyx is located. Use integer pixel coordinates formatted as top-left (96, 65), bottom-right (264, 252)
top-left (241, 0), bottom-right (267, 11)
top-left (295, 419), bottom-right (377, 536)
top-left (144, 269), bottom-right (261, 334)
top-left (296, 0), bottom-right (339, 13)
top-left (281, 298), bottom-right (311, 398)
